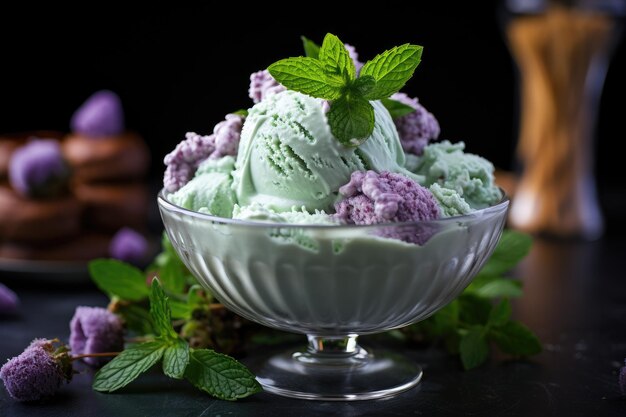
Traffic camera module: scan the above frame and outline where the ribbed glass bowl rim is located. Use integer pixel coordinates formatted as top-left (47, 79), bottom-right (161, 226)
top-left (158, 189), bottom-right (509, 230)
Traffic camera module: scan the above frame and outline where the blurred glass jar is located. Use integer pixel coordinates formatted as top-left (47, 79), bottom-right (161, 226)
top-left (502, 0), bottom-right (624, 239)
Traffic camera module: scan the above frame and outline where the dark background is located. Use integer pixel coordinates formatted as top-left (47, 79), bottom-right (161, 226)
top-left (1, 3), bottom-right (624, 228)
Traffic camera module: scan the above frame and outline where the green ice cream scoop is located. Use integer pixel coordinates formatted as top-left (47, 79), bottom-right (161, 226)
top-left (232, 90), bottom-right (417, 212)
top-left (413, 141), bottom-right (501, 209)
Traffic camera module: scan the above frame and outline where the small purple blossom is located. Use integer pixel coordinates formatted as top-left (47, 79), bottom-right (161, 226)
top-left (344, 43), bottom-right (364, 74)
top-left (109, 228), bottom-right (149, 265)
top-left (70, 90), bottom-right (125, 137)
top-left (249, 69), bottom-right (286, 104)
top-left (619, 360), bottom-right (626, 395)
top-left (335, 171), bottom-right (440, 244)
top-left (69, 306), bottom-right (124, 367)
top-left (8, 139), bottom-right (69, 198)
top-left (391, 92), bottom-right (440, 156)
top-left (163, 114), bottom-right (244, 192)
top-left (0, 283), bottom-right (19, 315)
top-left (0, 339), bottom-right (70, 401)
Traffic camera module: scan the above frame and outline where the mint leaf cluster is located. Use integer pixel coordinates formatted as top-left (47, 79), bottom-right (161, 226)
top-left (403, 230), bottom-right (541, 370)
top-left (269, 33), bottom-right (422, 146)
top-left (92, 279), bottom-right (261, 400)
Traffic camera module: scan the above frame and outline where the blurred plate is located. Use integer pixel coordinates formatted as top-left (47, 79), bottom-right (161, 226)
top-left (0, 258), bottom-right (89, 283)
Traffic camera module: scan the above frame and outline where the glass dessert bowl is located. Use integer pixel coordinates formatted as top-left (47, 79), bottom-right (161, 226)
top-left (158, 190), bottom-right (509, 401)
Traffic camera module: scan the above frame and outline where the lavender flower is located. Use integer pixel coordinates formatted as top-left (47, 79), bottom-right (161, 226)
top-left (0, 339), bottom-right (71, 401)
top-left (0, 283), bottom-right (19, 314)
top-left (70, 90), bottom-right (125, 137)
top-left (8, 139), bottom-right (70, 198)
top-left (391, 92), bottom-right (440, 156)
top-left (248, 69), bottom-right (286, 103)
top-left (619, 359), bottom-right (626, 395)
top-left (109, 228), bottom-right (149, 265)
top-left (344, 43), bottom-right (364, 74)
top-left (69, 306), bottom-right (124, 367)
top-left (335, 171), bottom-right (440, 244)
top-left (163, 114), bottom-right (244, 192)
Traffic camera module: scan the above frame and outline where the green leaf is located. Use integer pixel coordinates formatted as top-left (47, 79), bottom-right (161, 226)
top-left (301, 36), bottom-right (320, 59)
top-left (93, 341), bottom-right (166, 392)
top-left (169, 299), bottom-right (192, 320)
top-left (430, 300), bottom-right (460, 336)
top-left (360, 44), bottom-right (423, 100)
top-left (149, 279), bottom-right (177, 340)
top-left (475, 279), bottom-right (523, 298)
top-left (327, 94), bottom-right (375, 146)
top-left (487, 299), bottom-right (511, 327)
top-left (89, 259), bottom-right (150, 301)
top-left (479, 230), bottom-right (532, 277)
top-left (116, 304), bottom-right (154, 335)
top-left (350, 75), bottom-right (376, 96)
top-left (381, 97), bottom-right (416, 119)
top-left (268, 57), bottom-right (343, 99)
top-left (459, 326), bottom-right (489, 370)
top-left (489, 321), bottom-right (542, 356)
top-left (184, 349), bottom-right (262, 400)
top-left (232, 109), bottom-right (248, 117)
top-left (160, 256), bottom-right (187, 294)
top-left (163, 338), bottom-right (190, 379)
top-left (458, 293), bottom-right (492, 325)
top-left (319, 33), bottom-right (355, 82)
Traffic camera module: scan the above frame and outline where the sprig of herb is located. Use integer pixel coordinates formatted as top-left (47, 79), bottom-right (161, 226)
top-left (402, 230), bottom-right (541, 370)
top-left (92, 279), bottom-right (261, 400)
top-left (269, 33), bottom-right (422, 146)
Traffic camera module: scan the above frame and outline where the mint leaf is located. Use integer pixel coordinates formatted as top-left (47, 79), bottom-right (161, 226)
top-left (93, 341), bottom-right (166, 392)
top-left (169, 299), bottom-right (192, 320)
top-left (361, 44), bottom-right (423, 100)
top-left (163, 338), bottom-right (190, 379)
top-left (185, 349), bottom-right (262, 400)
top-left (319, 33), bottom-right (355, 83)
top-left (458, 294), bottom-right (492, 325)
top-left (301, 36), bottom-right (320, 59)
top-left (268, 57), bottom-right (343, 99)
top-left (489, 321), bottom-right (542, 356)
top-left (160, 256), bottom-right (187, 294)
top-left (459, 326), bottom-right (489, 370)
top-left (381, 97), bottom-right (416, 119)
top-left (479, 230), bottom-right (532, 277)
top-left (474, 279), bottom-right (523, 298)
top-left (487, 299), bottom-right (511, 327)
top-left (149, 279), bottom-right (177, 340)
top-left (350, 75), bottom-right (376, 96)
top-left (327, 94), bottom-right (375, 146)
top-left (89, 259), bottom-right (150, 301)
top-left (232, 109), bottom-right (248, 117)
top-left (116, 303), bottom-right (154, 335)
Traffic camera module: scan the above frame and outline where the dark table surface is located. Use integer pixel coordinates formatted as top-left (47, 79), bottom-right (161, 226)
top-left (1, 235), bottom-right (626, 417)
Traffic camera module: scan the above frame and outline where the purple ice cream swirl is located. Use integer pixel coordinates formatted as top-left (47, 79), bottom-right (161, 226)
top-left (391, 92), bottom-right (440, 156)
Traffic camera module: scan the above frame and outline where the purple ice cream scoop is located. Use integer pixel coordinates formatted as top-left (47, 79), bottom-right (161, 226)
top-left (249, 69), bottom-right (286, 104)
top-left (70, 90), bottom-right (125, 137)
top-left (163, 113), bottom-right (244, 192)
top-left (335, 171), bottom-right (440, 244)
top-left (8, 139), bottom-right (70, 198)
top-left (391, 92), bottom-right (440, 156)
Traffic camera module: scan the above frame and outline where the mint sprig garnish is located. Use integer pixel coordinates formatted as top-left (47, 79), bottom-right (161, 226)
top-left (269, 33), bottom-right (423, 146)
top-left (403, 230), bottom-right (542, 370)
top-left (92, 278), bottom-right (261, 400)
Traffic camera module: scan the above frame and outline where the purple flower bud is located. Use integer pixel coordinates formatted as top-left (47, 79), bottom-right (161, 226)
top-left (249, 70), bottom-right (286, 104)
top-left (0, 340), bottom-right (70, 401)
top-left (335, 171), bottom-right (440, 244)
top-left (0, 283), bottom-right (19, 315)
top-left (391, 92), bottom-right (440, 156)
top-left (70, 90), bottom-right (125, 137)
top-left (69, 306), bottom-right (124, 367)
top-left (344, 43), bottom-right (364, 74)
top-left (109, 227), bottom-right (149, 265)
top-left (163, 114), bottom-right (244, 192)
top-left (619, 360), bottom-right (626, 395)
top-left (8, 139), bottom-right (70, 198)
